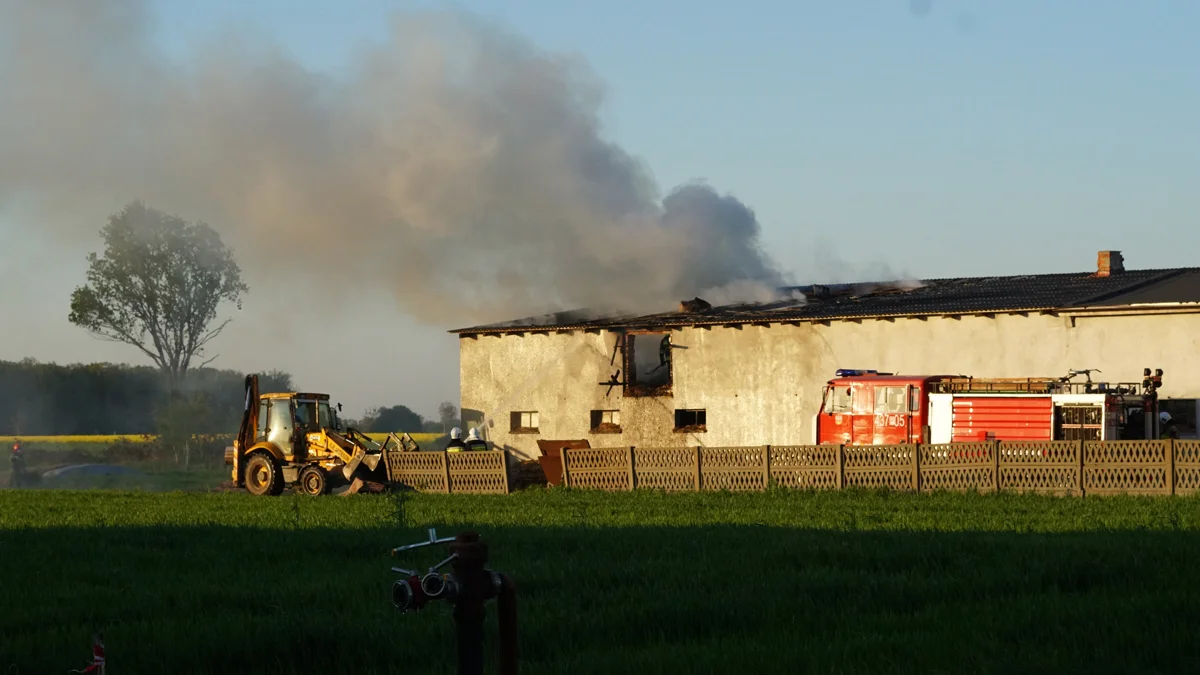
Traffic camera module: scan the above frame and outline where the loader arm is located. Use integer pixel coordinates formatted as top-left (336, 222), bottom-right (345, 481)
top-left (237, 374), bottom-right (260, 452)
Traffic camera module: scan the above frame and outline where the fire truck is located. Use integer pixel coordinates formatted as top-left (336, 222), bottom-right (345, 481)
top-left (814, 368), bottom-right (1165, 446)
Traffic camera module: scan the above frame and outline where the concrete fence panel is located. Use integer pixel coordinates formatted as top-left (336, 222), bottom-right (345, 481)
top-left (1176, 440), bottom-right (1200, 495)
top-left (700, 446), bottom-right (768, 492)
top-left (563, 447), bottom-right (632, 491)
top-left (997, 440), bottom-right (1082, 496)
top-left (768, 445), bottom-right (841, 490)
top-left (447, 450), bottom-right (510, 494)
top-left (634, 446), bottom-right (697, 492)
top-left (386, 451), bottom-right (451, 493)
top-left (843, 444), bottom-right (918, 491)
top-left (1083, 440), bottom-right (1171, 496)
top-left (919, 442), bottom-right (997, 493)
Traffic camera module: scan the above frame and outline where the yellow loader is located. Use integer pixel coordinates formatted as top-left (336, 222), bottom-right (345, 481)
top-left (224, 375), bottom-right (419, 496)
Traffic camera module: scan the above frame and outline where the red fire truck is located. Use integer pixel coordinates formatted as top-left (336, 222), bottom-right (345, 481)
top-left (814, 368), bottom-right (1163, 446)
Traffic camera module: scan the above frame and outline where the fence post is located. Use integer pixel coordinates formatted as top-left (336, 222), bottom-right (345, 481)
top-left (992, 440), bottom-right (1000, 493)
top-left (911, 443), bottom-right (921, 492)
top-left (1166, 438), bottom-right (1176, 495)
top-left (836, 444), bottom-right (845, 490)
top-left (627, 446), bottom-right (635, 491)
top-left (442, 451), bottom-right (452, 495)
top-left (1077, 439), bottom-right (1085, 497)
top-left (500, 450), bottom-right (511, 495)
top-left (560, 447), bottom-right (571, 488)
top-left (694, 446), bottom-right (702, 491)
top-left (762, 444), bottom-right (771, 491)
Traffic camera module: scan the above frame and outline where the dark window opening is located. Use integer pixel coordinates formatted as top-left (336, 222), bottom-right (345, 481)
top-left (590, 409), bottom-right (622, 433)
top-left (674, 408), bottom-right (706, 433)
top-left (1161, 399), bottom-right (1198, 437)
top-left (510, 411), bottom-right (539, 434)
top-left (625, 332), bottom-right (673, 397)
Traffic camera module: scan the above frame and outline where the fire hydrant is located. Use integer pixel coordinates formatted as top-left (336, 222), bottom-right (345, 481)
top-left (391, 529), bottom-right (518, 675)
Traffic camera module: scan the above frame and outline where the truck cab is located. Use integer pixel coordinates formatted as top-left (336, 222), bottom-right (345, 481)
top-left (816, 370), bottom-right (933, 445)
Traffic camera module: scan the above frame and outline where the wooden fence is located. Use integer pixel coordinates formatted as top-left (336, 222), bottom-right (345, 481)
top-left (560, 440), bottom-right (1200, 497)
top-left (384, 450), bottom-right (510, 494)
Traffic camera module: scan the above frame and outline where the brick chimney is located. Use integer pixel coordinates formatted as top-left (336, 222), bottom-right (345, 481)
top-left (1096, 250), bottom-right (1124, 277)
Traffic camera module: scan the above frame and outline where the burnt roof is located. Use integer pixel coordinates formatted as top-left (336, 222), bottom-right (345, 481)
top-left (450, 266), bottom-right (1200, 336)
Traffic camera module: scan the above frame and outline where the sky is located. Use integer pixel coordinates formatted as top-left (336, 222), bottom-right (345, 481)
top-left (1, 0), bottom-right (1197, 420)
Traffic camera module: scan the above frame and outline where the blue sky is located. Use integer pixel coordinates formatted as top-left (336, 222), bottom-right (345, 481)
top-left (2, 1), bottom-right (1197, 417)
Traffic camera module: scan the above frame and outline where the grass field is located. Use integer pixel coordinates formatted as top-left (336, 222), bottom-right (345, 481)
top-left (3, 487), bottom-right (1200, 674)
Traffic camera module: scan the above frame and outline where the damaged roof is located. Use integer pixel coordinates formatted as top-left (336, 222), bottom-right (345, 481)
top-left (450, 265), bottom-right (1200, 336)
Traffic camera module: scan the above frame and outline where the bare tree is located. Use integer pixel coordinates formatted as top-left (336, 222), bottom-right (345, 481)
top-left (69, 201), bottom-right (248, 390)
top-left (438, 401), bottom-right (459, 433)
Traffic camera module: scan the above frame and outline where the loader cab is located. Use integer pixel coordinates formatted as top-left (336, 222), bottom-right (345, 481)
top-left (258, 394), bottom-right (299, 460)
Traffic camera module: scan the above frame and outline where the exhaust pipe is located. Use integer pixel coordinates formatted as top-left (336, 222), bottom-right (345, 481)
top-left (421, 572), bottom-right (458, 601)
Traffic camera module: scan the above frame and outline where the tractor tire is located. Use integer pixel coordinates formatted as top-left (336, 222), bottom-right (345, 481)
top-left (244, 453), bottom-right (282, 496)
top-left (298, 465), bottom-right (329, 496)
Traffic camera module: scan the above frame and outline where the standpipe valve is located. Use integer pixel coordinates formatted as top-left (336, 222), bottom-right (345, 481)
top-left (389, 529), bottom-right (518, 675)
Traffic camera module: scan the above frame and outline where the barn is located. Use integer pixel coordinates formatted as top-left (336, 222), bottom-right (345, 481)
top-left (451, 251), bottom-right (1200, 461)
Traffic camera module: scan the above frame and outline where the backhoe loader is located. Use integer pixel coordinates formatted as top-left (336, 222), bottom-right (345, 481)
top-left (224, 374), bottom-right (419, 496)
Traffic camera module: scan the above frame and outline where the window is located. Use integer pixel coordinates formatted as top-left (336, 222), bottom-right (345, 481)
top-left (510, 411), bottom-right (539, 433)
top-left (318, 401), bottom-right (335, 430)
top-left (874, 386), bottom-right (906, 414)
top-left (824, 386), bottom-right (851, 414)
top-left (266, 399), bottom-right (294, 450)
top-left (590, 410), bottom-right (622, 433)
top-left (1056, 404), bottom-right (1102, 441)
top-left (294, 399), bottom-right (319, 432)
top-left (624, 332), bottom-right (673, 396)
top-left (908, 387), bottom-right (921, 412)
top-left (674, 408), bottom-right (706, 432)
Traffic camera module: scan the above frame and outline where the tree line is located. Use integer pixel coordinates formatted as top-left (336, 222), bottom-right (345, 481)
top-left (0, 358), bottom-right (457, 438)
top-left (0, 358), bottom-right (293, 436)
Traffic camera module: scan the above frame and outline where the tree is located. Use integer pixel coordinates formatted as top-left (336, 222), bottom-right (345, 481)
top-left (68, 201), bottom-right (248, 390)
top-left (359, 405), bottom-right (426, 434)
top-left (437, 401), bottom-right (459, 433)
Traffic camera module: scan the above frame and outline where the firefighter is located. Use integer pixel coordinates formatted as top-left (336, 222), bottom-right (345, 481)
top-left (1160, 411), bottom-right (1181, 439)
top-left (465, 427), bottom-right (488, 452)
top-left (10, 441), bottom-right (27, 488)
top-left (445, 427), bottom-right (467, 452)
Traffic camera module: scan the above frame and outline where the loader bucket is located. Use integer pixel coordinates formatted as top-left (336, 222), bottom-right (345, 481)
top-left (341, 446), bottom-right (366, 481)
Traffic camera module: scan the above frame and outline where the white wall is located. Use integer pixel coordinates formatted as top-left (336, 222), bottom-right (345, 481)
top-left (459, 311), bottom-right (1200, 461)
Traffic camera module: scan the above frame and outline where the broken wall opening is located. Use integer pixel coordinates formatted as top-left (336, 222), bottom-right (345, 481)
top-left (624, 331), bottom-right (672, 397)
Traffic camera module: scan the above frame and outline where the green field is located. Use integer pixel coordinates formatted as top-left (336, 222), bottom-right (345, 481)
top-left (3, 487), bottom-right (1200, 674)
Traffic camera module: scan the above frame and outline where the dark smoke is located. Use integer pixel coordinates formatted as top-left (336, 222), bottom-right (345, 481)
top-left (0, 1), bottom-right (788, 327)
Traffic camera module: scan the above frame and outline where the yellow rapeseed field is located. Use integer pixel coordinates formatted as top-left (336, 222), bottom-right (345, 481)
top-left (0, 432), bottom-right (444, 445)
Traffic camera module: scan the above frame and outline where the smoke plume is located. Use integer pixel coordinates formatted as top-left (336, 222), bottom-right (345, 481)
top-left (0, 1), bottom-right (788, 327)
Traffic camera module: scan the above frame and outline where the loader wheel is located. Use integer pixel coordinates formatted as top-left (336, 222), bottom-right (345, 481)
top-left (298, 466), bottom-right (328, 496)
top-left (245, 453), bottom-right (281, 496)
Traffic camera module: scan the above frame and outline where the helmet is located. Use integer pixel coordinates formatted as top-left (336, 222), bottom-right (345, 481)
top-left (1160, 411), bottom-right (1172, 424)
top-left (450, 427), bottom-right (462, 440)
top-left (467, 428), bottom-right (479, 441)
